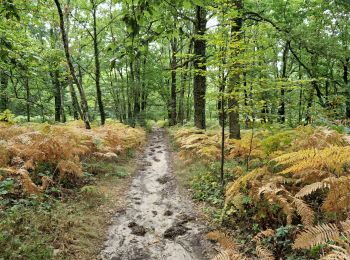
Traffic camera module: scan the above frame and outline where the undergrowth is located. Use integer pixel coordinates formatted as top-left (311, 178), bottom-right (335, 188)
top-left (171, 125), bottom-right (350, 259)
top-left (0, 120), bottom-right (144, 259)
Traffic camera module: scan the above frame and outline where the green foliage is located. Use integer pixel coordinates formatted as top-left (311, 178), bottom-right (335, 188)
top-left (261, 130), bottom-right (294, 155)
top-left (191, 170), bottom-right (224, 206)
top-left (173, 125), bottom-right (350, 259)
top-left (0, 177), bottom-right (14, 195)
top-left (0, 109), bottom-right (15, 123)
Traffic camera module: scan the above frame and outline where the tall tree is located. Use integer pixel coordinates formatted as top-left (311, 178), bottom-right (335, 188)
top-left (228, 0), bottom-right (242, 139)
top-left (53, 0), bottom-right (91, 129)
top-left (91, 0), bottom-right (106, 125)
top-left (193, 5), bottom-right (207, 129)
top-left (169, 36), bottom-right (177, 126)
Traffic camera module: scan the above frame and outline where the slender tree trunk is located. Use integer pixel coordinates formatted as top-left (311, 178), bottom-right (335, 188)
top-left (305, 85), bottom-right (314, 124)
top-left (25, 76), bottom-right (30, 122)
top-left (50, 70), bottom-right (62, 122)
top-left (278, 41), bottom-right (289, 123)
top-left (117, 68), bottom-right (127, 121)
top-left (133, 60), bottom-right (141, 126)
top-left (298, 64), bottom-right (303, 123)
top-left (220, 85), bottom-right (225, 188)
top-left (186, 68), bottom-right (192, 122)
top-left (193, 5), bottom-right (207, 129)
top-left (92, 1), bottom-right (106, 125)
top-left (69, 81), bottom-right (82, 120)
top-left (344, 58), bottom-right (350, 118)
top-left (218, 69), bottom-right (227, 127)
top-left (60, 79), bottom-right (66, 122)
top-left (178, 41), bottom-right (192, 125)
top-left (169, 38), bottom-right (177, 126)
top-left (141, 56), bottom-right (147, 113)
top-left (126, 65), bottom-right (132, 125)
top-left (228, 0), bottom-right (242, 139)
top-left (54, 0), bottom-right (91, 129)
top-left (0, 72), bottom-right (8, 112)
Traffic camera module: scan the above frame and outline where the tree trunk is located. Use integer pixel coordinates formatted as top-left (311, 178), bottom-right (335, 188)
top-left (60, 79), bottom-right (66, 122)
top-left (69, 80), bottom-right (82, 120)
top-left (50, 71), bottom-right (62, 122)
top-left (305, 84), bottom-right (314, 124)
top-left (278, 41), bottom-right (289, 123)
top-left (228, 0), bottom-right (242, 139)
top-left (141, 56), bottom-right (147, 113)
top-left (25, 76), bottom-right (30, 122)
top-left (92, 1), bottom-right (106, 125)
top-left (169, 38), bottom-right (177, 126)
top-left (193, 5), bottom-right (207, 129)
top-left (344, 58), bottom-right (350, 118)
top-left (54, 0), bottom-right (91, 129)
top-left (133, 60), bottom-right (141, 127)
top-left (218, 69), bottom-right (227, 127)
top-left (0, 72), bottom-right (8, 112)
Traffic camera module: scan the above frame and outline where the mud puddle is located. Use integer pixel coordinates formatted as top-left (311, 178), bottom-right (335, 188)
top-left (99, 128), bottom-right (213, 260)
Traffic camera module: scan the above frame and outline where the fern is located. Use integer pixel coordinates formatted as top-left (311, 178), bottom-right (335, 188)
top-left (295, 181), bottom-right (330, 198)
top-left (259, 185), bottom-right (294, 225)
top-left (212, 250), bottom-right (247, 260)
top-left (207, 231), bottom-right (240, 251)
top-left (226, 133), bottom-right (264, 161)
top-left (320, 245), bottom-right (350, 260)
top-left (322, 176), bottom-right (350, 213)
top-left (256, 245), bottom-right (275, 260)
top-left (292, 197), bottom-right (315, 227)
top-left (208, 231), bottom-right (248, 260)
top-left (17, 168), bottom-right (53, 194)
top-left (293, 127), bottom-right (349, 150)
top-left (293, 223), bottom-right (340, 249)
top-left (275, 146), bottom-right (350, 177)
top-left (253, 229), bottom-right (275, 260)
top-left (173, 128), bottom-right (220, 163)
top-left (340, 219), bottom-right (350, 237)
top-left (0, 121), bottom-right (145, 195)
top-left (225, 167), bottom-right (267, 203)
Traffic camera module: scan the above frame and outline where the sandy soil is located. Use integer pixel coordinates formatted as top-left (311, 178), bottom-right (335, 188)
top-left (99, 128), bottom-right (214, 260)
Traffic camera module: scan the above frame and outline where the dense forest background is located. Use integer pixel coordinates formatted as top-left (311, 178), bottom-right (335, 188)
top-left (1, 0), bottom-right (350, 134)
top-left (2, 1), bottom-right (350, 259)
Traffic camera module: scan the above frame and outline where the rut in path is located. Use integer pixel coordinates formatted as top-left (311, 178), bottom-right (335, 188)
top-left (99, 128), bottom-right (214, 260)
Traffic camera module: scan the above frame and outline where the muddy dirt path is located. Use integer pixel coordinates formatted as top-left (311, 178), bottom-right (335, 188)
top-left (99, 128), bottom-right (213, 260)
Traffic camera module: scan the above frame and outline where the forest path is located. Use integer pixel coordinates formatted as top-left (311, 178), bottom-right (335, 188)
top-left (99, 127), bottom-right (213, 260)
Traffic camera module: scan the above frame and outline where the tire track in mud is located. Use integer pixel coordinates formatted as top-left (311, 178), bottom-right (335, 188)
top-left (99, 128), bottom-right (214, 260)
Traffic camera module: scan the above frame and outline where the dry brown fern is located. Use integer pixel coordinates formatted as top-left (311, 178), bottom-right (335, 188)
top-left (275, 146), bottom-right (350, 177)
top-left (174, 129), bottom-right (220, 163)
top-left (322, 176), bottom-right (350, 213)
top-left (293, 127), bottom-right (349, 150)
top-left (226, 133), bottom-right (264, 161)
top-left (293, 223), bottom-right (340, 249)
top-left (256, 182), bottom-right (315, 226)
top-left (225, 167), bottom-right (268, 203)
top-left (0, 121), bottom-right (145, 195)
top-left (212, 249), bottom-right (247, 260)
top-left (295, 181), bottom-right (330, 198)
top-left (340, 219), bottom-right (350, 237)
top-left (207, 231), bottom-right (240, 251)
top-left (258, 183), bottom-right (294, 225)
top-left (253, 229), bottom-right (275, 260)
top-left (255, 245), bottom-right (275, 260)
top-left (292, 197), bottom-right (315, 227)
top-left (208, 231), bottom-right (248, 260)
top-left (17, 168), bottom-right (53, 194)
top-left (320, 245), bottom-right (350, 260)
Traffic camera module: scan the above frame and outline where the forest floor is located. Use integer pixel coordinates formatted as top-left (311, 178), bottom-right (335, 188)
top-left (99, 127), bottom-right (215, 260)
